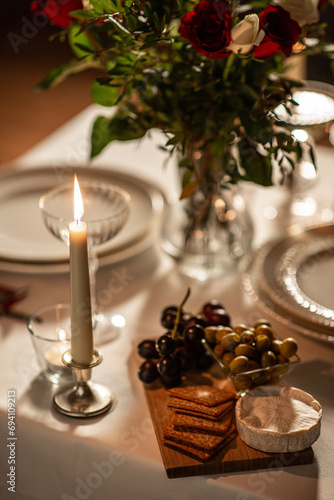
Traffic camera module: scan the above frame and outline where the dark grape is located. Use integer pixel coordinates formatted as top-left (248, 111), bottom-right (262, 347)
top-left (202, 300), bottom-right (225, 317)
top-left (160, 310), bottom-right (177, 330)
top-left (183, 324), bottom-right (205, 351)
top-left (206, 308), bottom-right (230, 327)
top-left (186, 314), bottom-right (207, 328)
top-left (175, 337), bottom-right (185, 349)
top-left (156, 334), bottom-right (177, 355)
top-left (137, 339), bottom-right (160, 359)
top-left (138, 360), bottom-right (159, 383)
top-left (157, 355), bottom-right (180, 376)
top-left (195, 351), bottom-right (213, 370)
top-left (161, 305), bottom-right (178, 316)
top-left (173, 347), bottom-right (195, 371)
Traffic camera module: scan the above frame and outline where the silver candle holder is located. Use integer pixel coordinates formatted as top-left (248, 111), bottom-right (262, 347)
top-left (53, 349), bottom-right (114, 418)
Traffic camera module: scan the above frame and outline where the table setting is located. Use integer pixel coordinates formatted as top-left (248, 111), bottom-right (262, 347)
top-left (1, 1), bottom-right (334, 499)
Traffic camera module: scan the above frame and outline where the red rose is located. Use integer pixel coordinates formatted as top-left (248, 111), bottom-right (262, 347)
top-left (178, 0), bottom-right (232, 59)
top-left (31, 0), bottom-right (83, 28)
top-left (252, 5), bottom-right (301, 59)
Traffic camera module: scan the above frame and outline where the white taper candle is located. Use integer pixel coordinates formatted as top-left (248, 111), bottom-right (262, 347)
top-left (69, 176), bottom-right (93, 365)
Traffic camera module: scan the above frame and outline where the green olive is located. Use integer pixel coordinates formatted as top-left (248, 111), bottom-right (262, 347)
top-left (255, 334), bottom-right (271, 353)
top-left (215, 326), bottom-right (233, 342)
top-left (261, 351), bottom-right (276, 368)
top-left (240, 330), bottom-right (255, 345)
top-left (271, 339), bottom-right (282, 355)
top-left (229, 355), bottom-right (249, 374)
top-left (233, 324), bottom-right (248, 334)
top-left (255, 324), bottom-right (275, 340)
top-left (280, 338), bottom-right (298, 358)
top-left (222, 352), bottom-right (235, 369)
top-left (204, 326), bottom-right (218, 344)
top-left (253, 319), bottom-right (272, 329)
top-left (235, 343), bottom-right (256, 359)
top-left (221, 332), bottom-right (240, 352)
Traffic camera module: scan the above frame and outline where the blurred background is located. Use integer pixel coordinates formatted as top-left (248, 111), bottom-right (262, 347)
top-left (0, 1), bottom-right (333, 166)
top-left (0, 1), bottom-right (101, 165)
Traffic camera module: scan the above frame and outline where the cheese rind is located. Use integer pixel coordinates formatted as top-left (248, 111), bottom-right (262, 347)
top-left (235, 385), bottom-right (322, 452)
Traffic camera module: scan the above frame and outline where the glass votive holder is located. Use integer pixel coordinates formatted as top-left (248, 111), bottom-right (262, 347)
top-left (27, 303), bottom-right (73, 384)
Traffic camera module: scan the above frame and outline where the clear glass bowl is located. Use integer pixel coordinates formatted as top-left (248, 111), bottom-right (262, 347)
top-left (39, 181), bottom-right (131, 247)
top-left (203, 339), bottom-right (300, 395)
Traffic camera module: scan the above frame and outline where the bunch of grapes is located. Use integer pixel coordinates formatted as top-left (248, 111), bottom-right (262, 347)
top-left (137, 290), bottom-right (231, 388)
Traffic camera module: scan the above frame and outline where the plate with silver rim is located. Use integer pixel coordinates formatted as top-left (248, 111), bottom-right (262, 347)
top-left (242, 223), bottom-right (334, 343)
top-left (0, 165), bottom-right (165, 274)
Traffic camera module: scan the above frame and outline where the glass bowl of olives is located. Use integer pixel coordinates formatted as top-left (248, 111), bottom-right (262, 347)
top-left (202, 320), bottom-right (300, 395)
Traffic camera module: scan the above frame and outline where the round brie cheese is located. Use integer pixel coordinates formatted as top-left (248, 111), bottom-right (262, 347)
top-left (235, 385), bottom-right (322, 453)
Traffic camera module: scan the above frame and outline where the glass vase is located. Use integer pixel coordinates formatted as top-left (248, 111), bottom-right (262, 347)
top-left (161, 163), bottom-right (253, 281)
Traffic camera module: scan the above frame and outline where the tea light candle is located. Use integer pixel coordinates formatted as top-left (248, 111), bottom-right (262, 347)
top-left (44, 326), bottom-right (70, 369)
top-left (69, 176), bottom-right (93, 365)
top-left (45, 344), bottom-right (70, 367)
top-left (45, 341), bottom-right (71, 376)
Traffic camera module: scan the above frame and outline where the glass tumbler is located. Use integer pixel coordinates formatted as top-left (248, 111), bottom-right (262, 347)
top-left (27, 303), bottom-right (73, 384)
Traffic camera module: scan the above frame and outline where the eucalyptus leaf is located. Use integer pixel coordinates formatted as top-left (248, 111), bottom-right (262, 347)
top-left (35, 62), bottom-right (71, 90)
top-left (91, 116), bottom-right (112, 158)
top-left (181, 169), bottom-right (193, 189)
top-left (36, 60), bottom-right (96, 90)
top-left (74, 43), bottom-right (95, 54)
top-left (70, 9), bottom-right (97, 20)
top-left (69, 25), bottom-right (95, 59)
top-left (238, 139), bottom-right (273, 186)
top-left (180, 180), bottom-right (198, 199)
top-left (91, 81), bottom-right (120, 106)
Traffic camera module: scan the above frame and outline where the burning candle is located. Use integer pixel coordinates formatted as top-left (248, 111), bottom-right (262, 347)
top-left (69, 176), bottom-right (93, 365)
top-left (45, 327), bottom-right (71, 377)
top-left (45, 327), bottom-right (70, 367)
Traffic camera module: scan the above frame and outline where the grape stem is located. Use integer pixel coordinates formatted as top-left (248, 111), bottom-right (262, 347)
top-left (171, 287), bottom-right (191, 340)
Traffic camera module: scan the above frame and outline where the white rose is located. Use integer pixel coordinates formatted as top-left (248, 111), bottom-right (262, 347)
top-left (228, 14), bottom-right (265, 55)
top-left (273, 0), bottom-right (320, 27)
top-left (82, 1), bottom-right (93, 9)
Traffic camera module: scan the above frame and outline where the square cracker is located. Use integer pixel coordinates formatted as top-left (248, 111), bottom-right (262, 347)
top-left (171, 410), bottom-right (233, 436)
top-left (167, 396), bottom-right (235, 419)
top-left (166, 383), bottom-right (236, 407)
top-left (164, 425), bottom-right (226, 452)
top-left (164, 427), bottom-right (236, 461)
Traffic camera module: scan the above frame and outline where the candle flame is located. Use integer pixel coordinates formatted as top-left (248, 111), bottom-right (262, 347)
top-left (73, 175), bottom-right (84, 222)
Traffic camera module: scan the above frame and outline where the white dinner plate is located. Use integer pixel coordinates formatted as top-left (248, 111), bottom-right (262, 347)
top-left (0, 166), bottom-right (165, 273)
top-left (243, 223), bottom-right (334, 343)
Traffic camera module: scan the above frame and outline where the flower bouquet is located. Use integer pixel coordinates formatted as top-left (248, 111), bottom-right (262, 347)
top-left (31, 0), bottom-right (334, 278)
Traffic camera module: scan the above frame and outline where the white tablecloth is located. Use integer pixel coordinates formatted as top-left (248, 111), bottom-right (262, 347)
top-left (1, 106), bottom-right (334, 500)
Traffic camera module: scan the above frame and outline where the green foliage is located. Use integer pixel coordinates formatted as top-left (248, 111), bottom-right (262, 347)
top-left (90, 81), bottom-right (121, 106)
top-left (37, 0), bottom-right (334, 190)
top-left (36, 62), bottom-right (72, 90)
top-left (69, 25), bottom-right (95, 59)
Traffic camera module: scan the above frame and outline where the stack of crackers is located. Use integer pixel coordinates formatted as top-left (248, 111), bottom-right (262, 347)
top-left (163, 383), bottom-right (238, 461)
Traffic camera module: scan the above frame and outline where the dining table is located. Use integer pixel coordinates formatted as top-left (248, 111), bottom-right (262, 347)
top-left (0, 104), bottom-right (333, 500)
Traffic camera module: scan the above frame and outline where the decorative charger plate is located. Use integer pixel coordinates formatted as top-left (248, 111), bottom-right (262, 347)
top-left (0, 166), bottom-right (165, 273)
top-left (242, 223), bottom-right (334, 343)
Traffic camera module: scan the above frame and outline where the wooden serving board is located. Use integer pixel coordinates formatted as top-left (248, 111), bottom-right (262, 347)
top-left (143, 371), bottom-right (314, 479)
